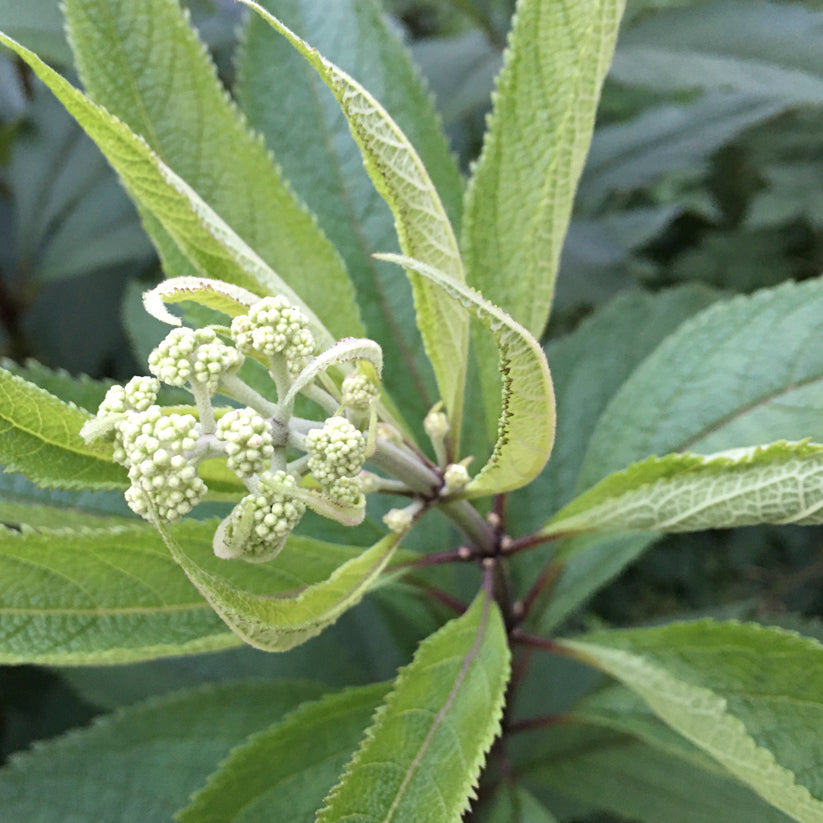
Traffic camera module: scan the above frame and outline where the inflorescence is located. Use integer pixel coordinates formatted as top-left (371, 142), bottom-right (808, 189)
top-left (82, 293), bottom-right (382, 562)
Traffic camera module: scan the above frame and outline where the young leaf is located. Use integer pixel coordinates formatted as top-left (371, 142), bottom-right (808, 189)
top-left (0, 679), bottom-right (327, 823)
top-left (64, 0), bottom-right (363, 343)
top-left (0, 366), bottom-right (127, 490)
top-left (142, 277), bottom-right (262, 328)
top-left (237, 0), bottom-right (464, 427)
top-left (559, 620), bottom-right (823, 822)
top-left (376, 254), bottom-right (555, 497)
top-left (236, 0), bottom-right (469, 441)
top-left (579, 277), bottom-right (823, 491)
top-left (177, 682), bottom-right (389, 823)
top-left (316, 590), bottom-right (510, 823)
top-left (157, 518), bottom-right (400, 652)
top-left (0, 32), bottom-right (335, 350)
top-left (543, 441), bottom-right (823, 538)
top-left (463, 0), bottom-right (626, 338)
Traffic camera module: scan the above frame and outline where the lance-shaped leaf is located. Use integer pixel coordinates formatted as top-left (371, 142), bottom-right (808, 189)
top-left (543, 441), bottom-right (823, 538)
top-left (157, 517), bottom-right (399, 652)
top-left (64, 0), bottom-right (363, 342)
top-left (316, 589), bottom-right (510, 823)
top-left (0, 366), bottom-right (127, 490)
top-left (237, 0), bottom-right (464, 432)
top-left (463, 0), bottom-right (626, 338)
top-left (178, 682), bottom-right (389, 823)
top-left (237, 0), bottom-right (469, 441)
top-left (0, 519), bottom-right (374, 664)
top-left (376, 254), bottom-right (555, 497)
top-left (0, 33), bottom-right (335, 351)
top-left (0, 679), bottom-right (328, 823)
top-left (559, 620), bottom-right (823, 823)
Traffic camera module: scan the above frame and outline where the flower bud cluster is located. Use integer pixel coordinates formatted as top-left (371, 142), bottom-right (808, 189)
top-left (148, 327), bottom-right (242, 392)
top-left (341, 371), bottom-right (379, 411)
top-left (215, 408), bottom-right (274, 478)
top-left (116, 406), bottom-right (206, 523)
top-left (231, 296), bottom-right (314, 371)
top-left (215, 471), bottom-right (306, 562)
top-left (305, 416), bottom-right (367, 506)
top-left (99, 375), bottom-right (159, 416)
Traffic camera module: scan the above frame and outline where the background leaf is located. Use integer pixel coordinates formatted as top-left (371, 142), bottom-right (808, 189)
top-left (0, 679), bottom-right (328, 822)
top-left (178, 682), bottom-right (389, 823)
top-left (65, 0), bottom-right (363, 342)
top-left (316, 590), bottom-right (510, 823)
top-left (560, 620), bottom-right (823, 822)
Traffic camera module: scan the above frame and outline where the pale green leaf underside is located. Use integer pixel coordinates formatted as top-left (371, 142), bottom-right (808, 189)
top-left (560, 620), bottom-right (823, 822)
top-left (377, 254), bottom-right (555, 497)
top-left (463, 0), bottom-right (626, 338)
top-left (177, 682), bottom-right (389, 823)
top-left (317, 590), bottom-right (510, 823)
top-left (237, 0), bottom-right (469, 439)
top-left (0, 519), bottom-right (370, 664)
top-left (544, 440), bottom-right (823, 538)
top-left (0, 679), bottom-right (328, 823)
top-left (0, 33), bottom-right (335, 350)
top-left (142, 276), bottom-right (261, 328)
top-left (65, 0), bottom-right (363, 342)
top-left (158, 519), bottom-right (400, 652)
top-left (0, 366), bottom-right (126, 490)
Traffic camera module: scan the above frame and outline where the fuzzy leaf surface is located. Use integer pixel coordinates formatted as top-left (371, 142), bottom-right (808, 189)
top-left (237, 0), bottom-right (469, 438)
top-left (237, 0), bottom-right (463, 427)
top-left (158, 519), bottom-right (399, 652)
top-left (611, 1), bottom-right (823, 104)
top-left (0, 33), bottom-right (334, 348)
top-left (0, 680), bottom-right (327, 822)
top-left (316, 590), bottom-right (510, 823)
top-left (178, 682), bottom-right (389, 823)
top-left (463, 0), bottom-right (626, 338)
top-left (0, 520), bottom-right (371, 664)
top-left (65, 0), bottom-right (362, 341)
top-left (544, 441), bottom-right (823, 538)
top-left (0, 366), bottom-right (126, 490)
top-left (579, 278), bottom-right (823, 490)
top-left (377, 254), bottom-right (555, 497)
top-left (560, 620), bottom-right (823, 822)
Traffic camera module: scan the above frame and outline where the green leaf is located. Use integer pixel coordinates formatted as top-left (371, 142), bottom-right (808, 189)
top-left (316, 590), bottom-right (510, 823)
top-left (580, 277), bottom-right (823, 491)
top-left (141, 276), bottom-right (262, 327)
top-left (0, 357), bottom-right (110, 412)
top-left (559, 620), bottom-right (823, 822)
top-left (611, 1), bottom-right (823, 104)
top-left (0, 519), bottom-right (376, 664)
top-left (521, 722), bottom-right (795, 823)
top-left (157, 517), bottom-right (400, 652)
top-left (0, 679), bottom-right (327, 823)
top-left (237, 0), bottom-right (464, 428)
top-left (484, 785), bottom-right (560, 823)
top-left (177, 682), bottom-right (389, 823)
top-left (0, 32), bottom-right (336, 350)
top-left (376, 254), bottom-right (555, 497)
top-left (0, 366), bottom-right (127, 490)
top-left (463, 0), bottom-right (626, 338)
top-left (64, 0), bottom-right (363, 342)
top-left (237, 0), bottom-right (469, 441)
top-left (544, 440), bottom-right (823, 538)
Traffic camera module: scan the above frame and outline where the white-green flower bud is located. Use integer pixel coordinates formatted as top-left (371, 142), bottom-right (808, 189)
top-left (423, 407), bottom-right (450, 441)
top-left (443, 463), bottom-right (471, 493)
top-left (305, 416), bottom-right (367, 487)
top-left (325, 476), bottom-right (365, 507)
top-left (231, 296), bottom-right (315, 366)
top-left (148, 327), bottom-right (242, 392)
top-left (341, 371), bottom-right (379, 411)
top-left (215, 407), bottom-right (274, 478)
top-left (383, 507), bottom-right (414, 534)
top-left (213, 470), bottom-right (305, 562)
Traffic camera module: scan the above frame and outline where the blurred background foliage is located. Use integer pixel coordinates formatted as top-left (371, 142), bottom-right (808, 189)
top-left (1, 0), bottom-right (823, 818)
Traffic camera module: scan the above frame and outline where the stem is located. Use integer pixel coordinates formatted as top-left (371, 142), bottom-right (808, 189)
top-left (219, 373), bottom-right (278, 417)
top-left (300, 382), bottom-right (340, 416)
top-left (406, 578), bottom-right (467, 615)
top-left (368, 438), bottom-right (441, 496)
top-left (398, 546), bottom-right (476, 570)
top-left (189, 382), bottom-right (215, 433)
top-left (268, 355), bottom-right (293, 414)
top-left (506, 714), bottom-right (565, 735)
top-left (510, 629), bottom-right (564, 656)
top-left (516, 560), bottom-right (563, 624)
top-left (439, 498), bottom-right (497, 554)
